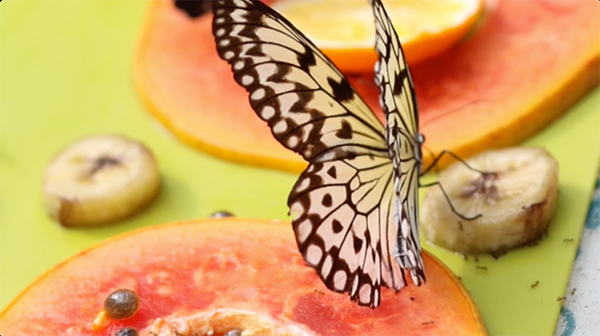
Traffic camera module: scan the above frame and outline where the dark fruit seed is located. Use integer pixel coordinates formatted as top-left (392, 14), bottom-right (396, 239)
top-left (224, 329), bottom-right (243, 336)
top-left (104, 289), bottom-right (139, 320)
top-left (174, 0), bottom-right (211, 18)
top-left (210, 210), bottom-right (234, 218)
top-left (114, 327), bottom-right (139, 336)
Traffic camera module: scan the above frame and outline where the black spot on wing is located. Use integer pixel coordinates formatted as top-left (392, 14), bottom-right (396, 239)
top-left (327, 77), bottom-right (354, 102)
top-left (327, 166), bottom-right (337, 179)
top-left (322, 194), bottom-right (333, 207)
top-left (332, 219), bottom-right (343, 234)
top-left (297, 47), bottom-right (318, 69)
top-left (175, 0), bottom-right (211, 18)
top-left (336, 120), bottom-right (353, 140)
top-left (392, 68), bottom-right (407, 95)
top-left (353, 234), bottom-right (363, 253)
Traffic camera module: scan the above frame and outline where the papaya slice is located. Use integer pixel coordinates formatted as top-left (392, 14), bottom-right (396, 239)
top-left (135, 0), bottom-right (599, 172)
top-left (0, 218), bottom-right (487, 335)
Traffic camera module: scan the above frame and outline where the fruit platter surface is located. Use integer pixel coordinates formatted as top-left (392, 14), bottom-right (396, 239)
top-left (0, 0), bottom-right (599, 335)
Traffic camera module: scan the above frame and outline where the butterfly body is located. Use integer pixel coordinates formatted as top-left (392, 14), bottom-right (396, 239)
top-left (213, 0), bottom-right (425, 308)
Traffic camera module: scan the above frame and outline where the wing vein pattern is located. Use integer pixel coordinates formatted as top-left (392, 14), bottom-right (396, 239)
top-left (213, 0), bottom-right (424, 307)
top-left (371, 0), bottom-right (425, 284)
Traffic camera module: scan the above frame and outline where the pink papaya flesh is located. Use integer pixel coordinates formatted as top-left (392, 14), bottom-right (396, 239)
top-left (0, 218), bottom-right (487, 335)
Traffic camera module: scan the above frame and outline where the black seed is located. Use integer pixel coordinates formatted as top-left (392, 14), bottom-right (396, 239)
top-left (210, 210), bottom-right (235, 218)
top-left (104, 289), bottom-right (139, 320)
top-left (224, 328), bottom-right (243, 336)
top-left (174, 0), bottom-right (211, 18)
top-left (322, 194), bottom-right (333, 207)
top-left (336, 120), bottom-right (353, 140)
top-left (353, 235), bottom-right (363, 253)
top-left (114, 327), bottom-right (139, 336)
top-left (332, 220), bottom-right (343, 234)
top-left (326, 166), bottom-right (337, 179)
top-left (327, 77), bottom-right (353, 102)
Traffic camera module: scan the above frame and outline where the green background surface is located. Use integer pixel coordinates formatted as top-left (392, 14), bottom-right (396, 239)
top-left (1, 0), bottom-right (599, 335)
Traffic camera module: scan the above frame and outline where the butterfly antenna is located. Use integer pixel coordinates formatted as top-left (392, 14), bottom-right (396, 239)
top-left (422, 145), bottom-right (440, 175)
top-left (420, 99), bottom-right (495, 130)
top-left (419, 181), bottom-right (482, 221)
top-left (352, 76), bottom-right (378, 90)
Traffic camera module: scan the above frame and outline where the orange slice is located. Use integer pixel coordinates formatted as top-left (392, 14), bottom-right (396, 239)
top-left (273, 0), bottom-right (484, 73)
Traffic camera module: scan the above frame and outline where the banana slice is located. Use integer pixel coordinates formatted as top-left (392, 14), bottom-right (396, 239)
top-left (421, 147), bottom-right (559, 255)
top-left (43, 135), bottom-right (161, 227)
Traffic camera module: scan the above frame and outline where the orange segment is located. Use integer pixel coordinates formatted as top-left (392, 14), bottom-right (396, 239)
top-left (273, 0), bottom-right (484, 73)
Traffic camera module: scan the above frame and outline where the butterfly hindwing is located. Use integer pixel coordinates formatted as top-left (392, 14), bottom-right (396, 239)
top-left (289, 156), bottom-right (406, 307)
top-left (371, 0), bottom-right (426, 283)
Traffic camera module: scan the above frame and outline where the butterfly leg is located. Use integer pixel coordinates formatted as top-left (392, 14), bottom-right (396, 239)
top-left (419, 181), bottom-right (482, 221)
top-left (422, 146), bottom-right (441, 175)
top-left (420, 149), bottom-right (492, 177)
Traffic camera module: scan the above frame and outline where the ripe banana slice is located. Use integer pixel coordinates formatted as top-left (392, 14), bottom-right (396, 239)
top-left (421, 147), bottom-right (559, 255)
top-left (43, 135), bottom-right (161, 227)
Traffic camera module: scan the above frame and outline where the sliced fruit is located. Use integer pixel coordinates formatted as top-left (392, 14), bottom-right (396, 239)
top-left (0, 218), bottom-right (488, 336)
top-left (42, 134), bottom-right (161, 227)
top-left (421, 147), bottom-right (559, 255)
top-left (134, 0), bottom-right (599, 173)
top-left (273, 0), bottom-right (484, 73)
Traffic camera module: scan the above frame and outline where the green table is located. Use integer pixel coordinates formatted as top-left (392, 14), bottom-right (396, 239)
top-left (1, 1), bottom-right (599, 335)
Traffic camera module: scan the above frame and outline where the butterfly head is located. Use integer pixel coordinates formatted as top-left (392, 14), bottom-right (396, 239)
top-left (413, 133), bottom-right (425, 166)
top-left (417, 133), bottom-right (425, 145)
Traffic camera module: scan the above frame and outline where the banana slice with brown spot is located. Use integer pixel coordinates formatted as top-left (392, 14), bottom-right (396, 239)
top-left (421, 146), bottom-right (559, 255)
top-left (43, 135), bottom-right (161, 227)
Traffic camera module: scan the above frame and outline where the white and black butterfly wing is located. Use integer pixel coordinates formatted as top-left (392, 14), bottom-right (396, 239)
top-left (212, 0), bottom-right (385, 162)
top-left (289, 155), bottom-right (406, 307)
top-left (371, 0), bottom-right (426, 284)
top-left (212, 0), bottom-right (407, 307)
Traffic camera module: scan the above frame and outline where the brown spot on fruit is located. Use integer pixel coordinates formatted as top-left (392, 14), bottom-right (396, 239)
top-left (522, 200), bottom-right (548, 243)
top-left (461, 173), bottom-right (499, 200)
top-left (81, 156), bottom-right (122, 180)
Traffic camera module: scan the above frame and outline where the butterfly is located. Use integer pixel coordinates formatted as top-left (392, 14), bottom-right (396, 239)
top-left (212, 0), bottom-right (425, 308)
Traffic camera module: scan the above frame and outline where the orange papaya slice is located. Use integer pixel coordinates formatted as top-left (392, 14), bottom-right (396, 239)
top-left (135, 0), bottom-right (599, 172)
top-left (0, 218), bottom-right (487, 335)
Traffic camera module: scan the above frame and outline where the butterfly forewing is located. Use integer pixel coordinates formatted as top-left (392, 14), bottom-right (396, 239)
top-left (371, 0), bottom-right (425, 283)
top-left (213, 0), bottom-right (420, 307)
top-left (213, 0), bottom-right (387, 162)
